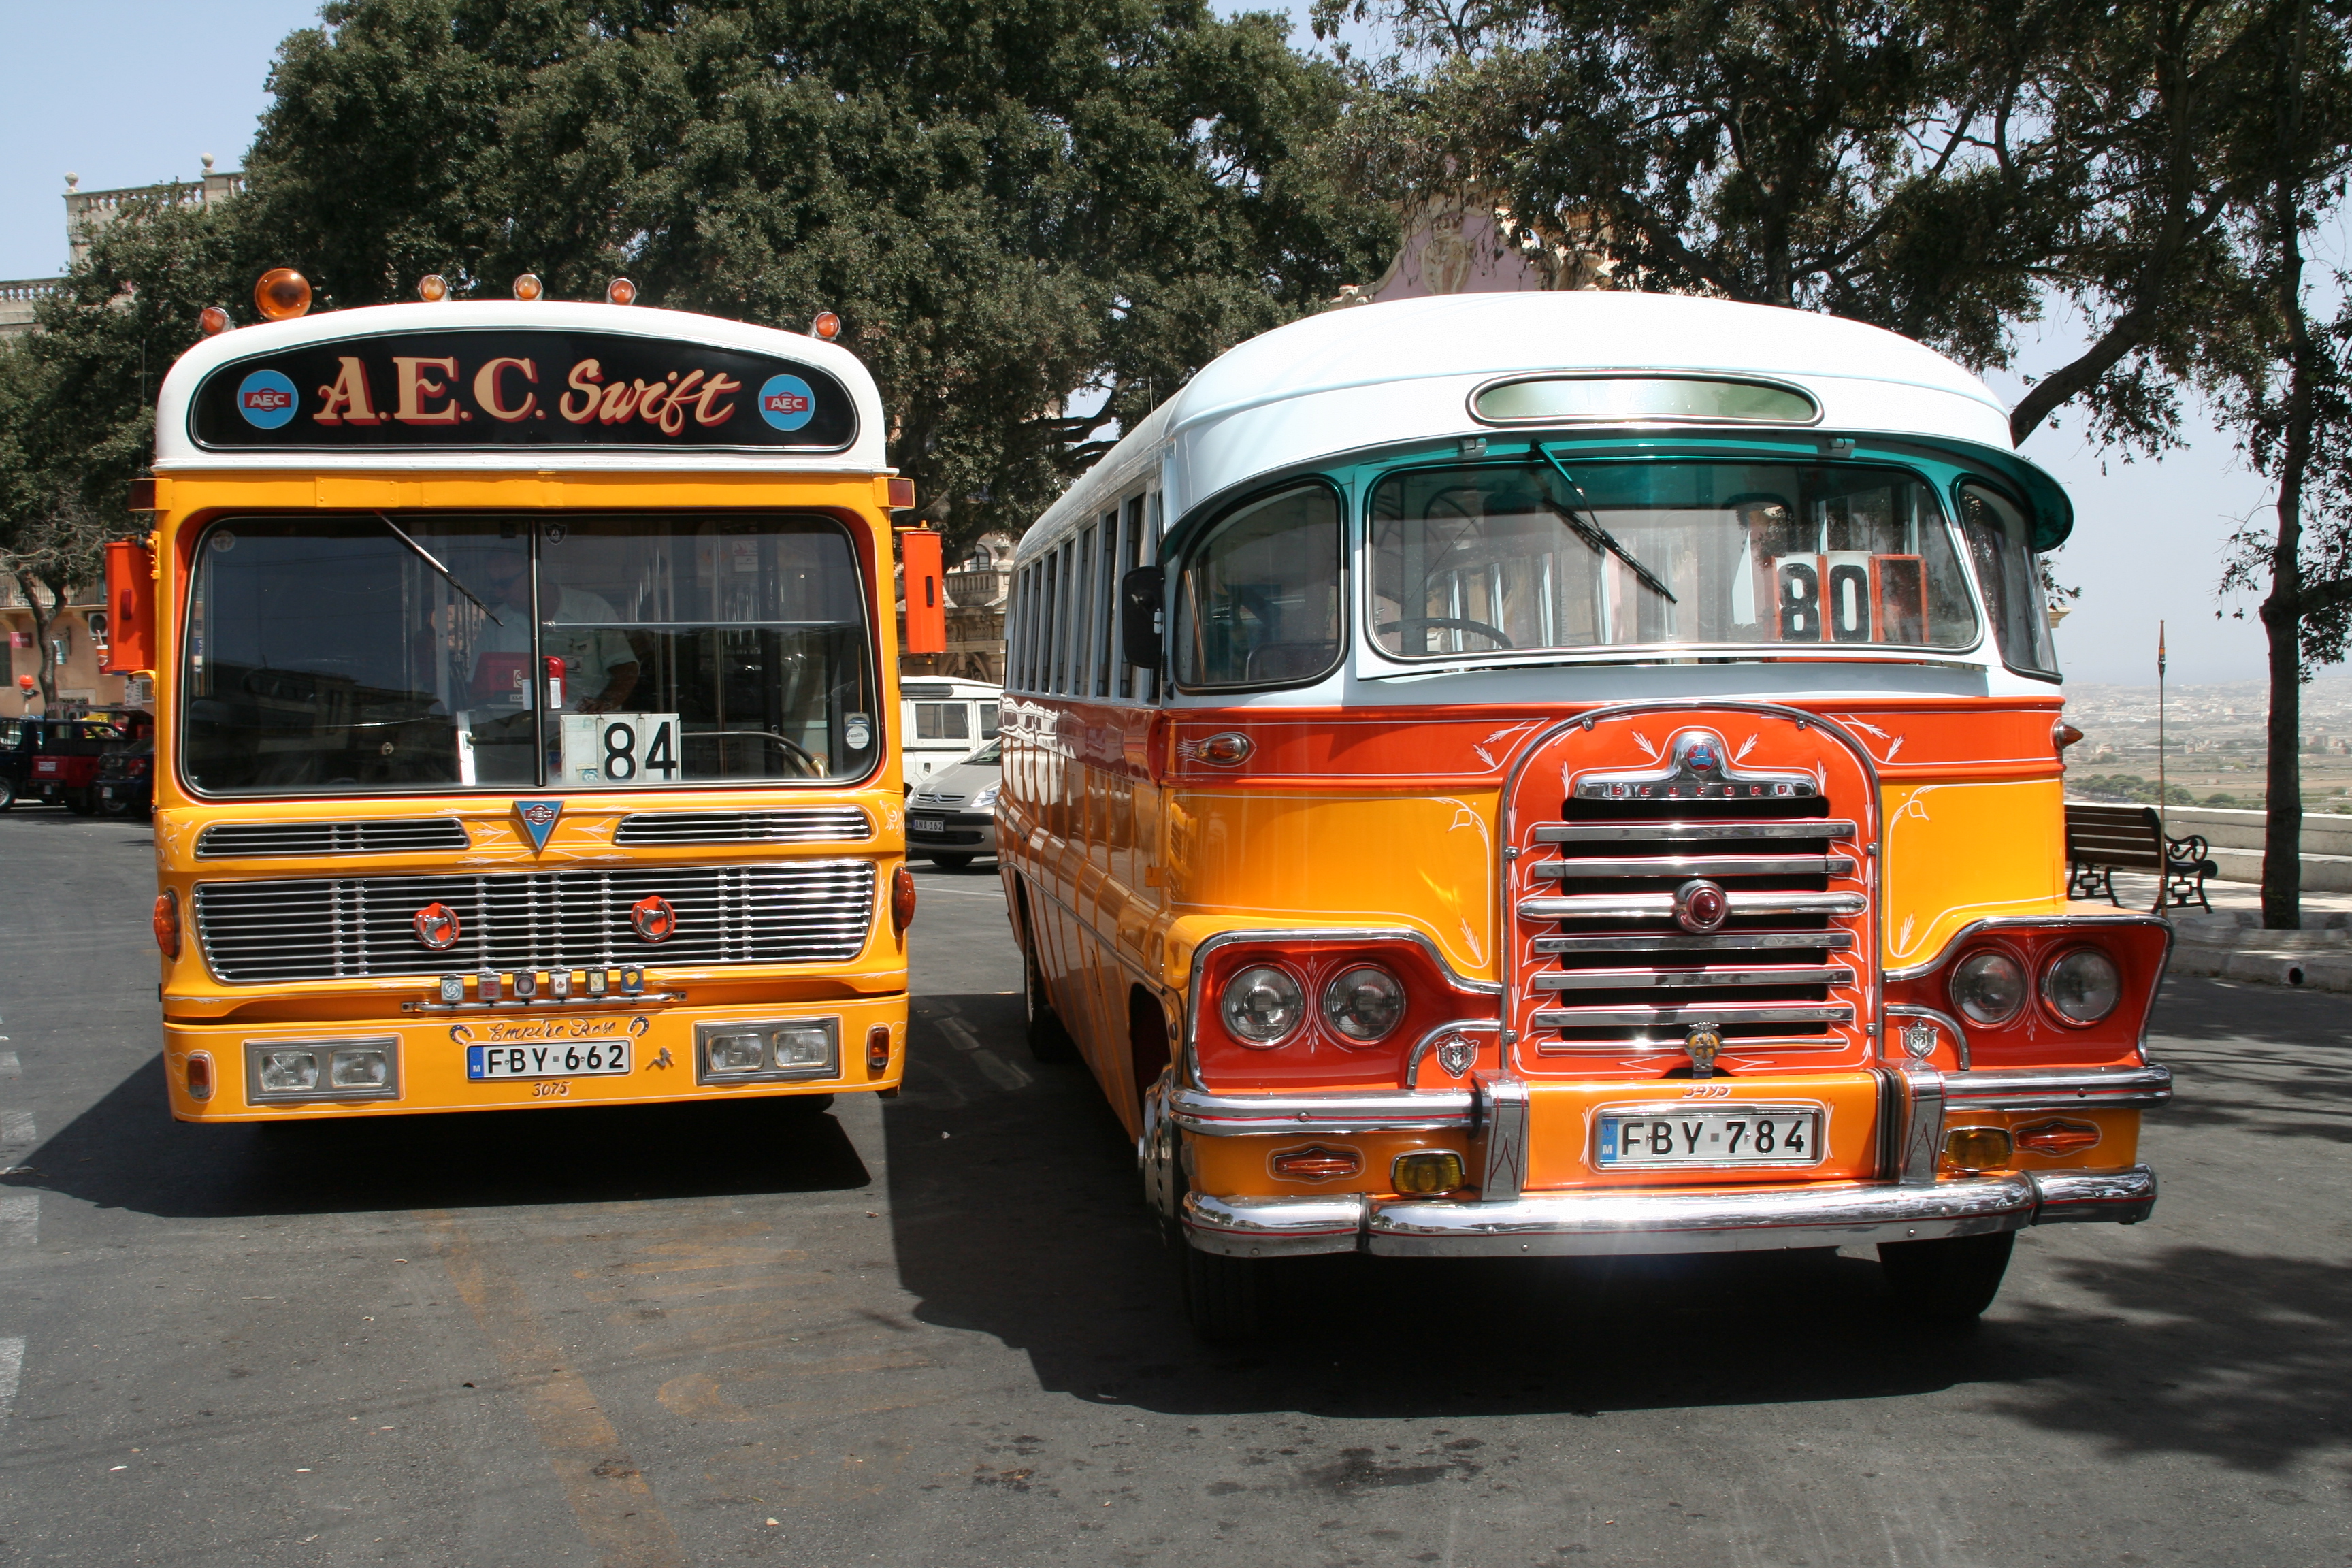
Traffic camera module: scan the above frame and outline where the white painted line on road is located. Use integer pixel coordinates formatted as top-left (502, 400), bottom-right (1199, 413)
top-left (936, 1017), bottom-right (982, 1052)
top-left (0, 1111), bottom-right (31, 1161)
top-left (968, 1049), bottom-right (1032, 1092)
top-left (0, 1193), bottom-right (33, 1249)
top-left (0, 1053), bottom-right (18, 1078)
top-left (0, 1337), bottom-right (21, 1431)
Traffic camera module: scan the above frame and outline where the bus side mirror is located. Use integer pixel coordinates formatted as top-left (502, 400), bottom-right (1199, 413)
top-left (1120, 566), bottom-right (1164, 672)
top-left (101, 538), bottom-right (156, 675)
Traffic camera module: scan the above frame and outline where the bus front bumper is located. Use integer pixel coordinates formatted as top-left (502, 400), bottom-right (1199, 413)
top-left (1180, 1166), bottom-right (2157, 1258)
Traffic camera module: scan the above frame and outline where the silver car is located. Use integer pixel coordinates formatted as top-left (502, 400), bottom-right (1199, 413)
top-left (906, 739), bottom-right (1000, 869)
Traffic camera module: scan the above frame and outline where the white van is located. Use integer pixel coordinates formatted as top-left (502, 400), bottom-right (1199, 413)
top-left (899, 676), bottom-right (1001, 789)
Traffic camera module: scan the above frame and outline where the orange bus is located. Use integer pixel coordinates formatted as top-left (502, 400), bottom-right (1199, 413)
top-left (115, 272), bottom-right (934, 1121)
top-left (998, 292), bottom-right (2169, 1338)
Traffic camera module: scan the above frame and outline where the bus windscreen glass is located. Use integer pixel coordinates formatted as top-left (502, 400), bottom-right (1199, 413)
top-left (1369, 461), bottom-right (1981, 659)
top-left (181, 512), bottom-right (875, 794)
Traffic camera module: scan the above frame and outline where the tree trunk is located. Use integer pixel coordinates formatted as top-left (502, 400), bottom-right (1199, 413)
top-left (10, 570), bottom-right (57, 710)
top-left (2259, 0), bottom-right (2316, 931)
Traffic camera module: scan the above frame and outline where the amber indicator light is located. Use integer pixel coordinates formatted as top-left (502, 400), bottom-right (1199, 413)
top-left (1271, 1145), bottom-right (1361, 1181)
top-left (152, 890), bottom-right (181, 958)
top-left (253, 268), bottom-right (312, 321)
top-left (865, 1025), bottom-right (892, 1075)
top-left (891, 866), bottom-right (917, 934)
top-left (2014, 1119), bottom-right (2102, 1157)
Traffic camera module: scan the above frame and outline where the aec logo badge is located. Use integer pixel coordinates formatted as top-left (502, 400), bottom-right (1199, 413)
top-left (235, 370), bottom-right (299, 429)
top-left (757, 374), bottom-right (815, 432)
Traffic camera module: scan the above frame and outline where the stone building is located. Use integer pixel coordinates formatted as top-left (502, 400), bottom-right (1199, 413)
top-left (897, 532), bottom-right (1015, 683)
top-left (0, 157), bottom-right (242, 339)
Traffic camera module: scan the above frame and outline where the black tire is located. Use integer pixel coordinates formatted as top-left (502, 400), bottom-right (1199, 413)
top-left (1878, 1230), bottom-right (2015, 1321)
top-left (929, 853), bottom-right (975, 871)
top-left (100, 791), bottom-right (135, 818)
top-left (65, 788), bottom-right (97, 817)
top-left (1183, 1243), bottom-right (1265, 1343)
top-left (1022, 941), bottom-right (1077, 1063)
top-left (0, 778), bottom-right (14, 812)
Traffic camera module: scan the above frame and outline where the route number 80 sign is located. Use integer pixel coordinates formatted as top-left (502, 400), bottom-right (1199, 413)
top-left (559, 713), bottom-right (685, 786)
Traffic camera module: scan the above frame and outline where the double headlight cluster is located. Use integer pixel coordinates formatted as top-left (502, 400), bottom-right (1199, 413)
top-left (693, 1019), bottom-right (839, 1083)
top-left (245, 1037), bottom-right (401, 1102)
top-left (1948, 945), bottom-right (2122, 1028)
top-left (1220, 963), bottom-right (1407, 1049)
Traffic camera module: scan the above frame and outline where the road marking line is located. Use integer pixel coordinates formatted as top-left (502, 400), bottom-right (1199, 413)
top-left (936, 1017), bottom-right (982, 1052)
top-left (968, 1049), bottom-right (1032, 1092)
top-left (0, 1194), bottom-right (35, 1249)
top-left (434, 1215), bottom-right (689, 1568)
top-left (0, 1110), bottom-right (33, 1156)
top-left (0, 1053), bottom-right (18, 1078)
top-left (0, 1337), bottom-right (20, 1430)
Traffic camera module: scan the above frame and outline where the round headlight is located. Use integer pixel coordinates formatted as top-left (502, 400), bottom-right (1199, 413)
top-left (2042, 947), bottom-right (2121, 1025)
top-left (1322, 965), bottom-right (1406, 1043)
top-left (1949, 949), bottom-right (2027, 1026)
top-left (1221, 965), bottom-right (1305, 1046)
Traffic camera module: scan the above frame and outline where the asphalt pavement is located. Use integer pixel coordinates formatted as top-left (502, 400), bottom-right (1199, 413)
top-left (0, 810), bottom-right (2345, 1567)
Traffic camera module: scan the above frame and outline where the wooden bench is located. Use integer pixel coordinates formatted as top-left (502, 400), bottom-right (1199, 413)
top-left (2065, 802), bottom-right (2217, 912)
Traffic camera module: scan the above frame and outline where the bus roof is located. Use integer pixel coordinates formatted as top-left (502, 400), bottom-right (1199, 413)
top-left (152, 299), bottom-right (890, 475)
top-left (1022, 291), bottom-right (2046, 559)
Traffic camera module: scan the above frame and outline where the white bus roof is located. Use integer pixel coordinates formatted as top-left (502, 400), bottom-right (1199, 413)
top-left (152, 300), bottom-right (890, 474)
top-left (1020, 292), bottom-right (2039, 560)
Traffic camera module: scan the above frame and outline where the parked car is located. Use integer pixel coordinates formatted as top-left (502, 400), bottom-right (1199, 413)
top-left (0, 718), bottom-right (122, 813)
top-left (907, 739), bottom-right (1000, 869)
top-left (97, 736), bottom-right (154, 817)
top-left (900, 677), bottom-right (1001, 789)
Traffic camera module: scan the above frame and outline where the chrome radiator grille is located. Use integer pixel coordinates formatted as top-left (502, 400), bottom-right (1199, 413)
top-left (197, 818), bottom-right (470, 858)
top-left (612, 808), bottom-right (872, 846)
top-left (1520, 810), bottom-right (1865, 1052)
top-left (194, 861), bottom-right (875, 984)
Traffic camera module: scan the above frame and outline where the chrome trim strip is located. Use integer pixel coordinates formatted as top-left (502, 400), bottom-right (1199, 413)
top-left (1532, 853), bottom-right (1856, 880)
top-left (1364, 1175), bottom-right (2034, 1257)
top-left (1537, 1033), bottom-right (1848, 1054)
top-left (1518, 890), bottom-right (1867, 921)
top-left (1885, 1002), bottom-right (1972, 1071)
top-left (1942, 1064), bottom-right (2173, 1111)
top-left (1476, 1073), bottom-right (1529, 1200)
top-left (1533, 965), bottom-right (1846, 991)
top-left (1168, 1083), bottom-right (1477, 1134)
top-left (2029, 1164), bottom-right (2158, 1224)
top-left (1532, 1002), bottom-right (1852, 1028)
top-left (1535, 819), bottom-right (1858, 843)
top-left (1533, 930), bottom-right (1857, 953)
top-left (1882, 913), bottom-right (2174, 983)
top-left (1181, 1190), bottom-right (1367, 1258)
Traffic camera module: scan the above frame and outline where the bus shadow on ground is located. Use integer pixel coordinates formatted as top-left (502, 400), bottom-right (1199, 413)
top-left (885, 990), bottom-right (2351, 1471)
top-left (5, 1056), bottom-right (872, 1219)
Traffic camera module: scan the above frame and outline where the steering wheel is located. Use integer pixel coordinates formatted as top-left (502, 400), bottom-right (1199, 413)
top-left (1379, 616), bottom-right (1514, 649)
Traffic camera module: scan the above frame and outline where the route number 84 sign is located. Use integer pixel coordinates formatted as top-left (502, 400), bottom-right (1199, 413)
top-left (560, 713), bottom-right (684, 786)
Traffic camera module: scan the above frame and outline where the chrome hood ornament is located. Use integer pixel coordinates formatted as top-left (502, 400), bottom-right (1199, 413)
top-left (1684, 1024), bottom-right (1723, 1078)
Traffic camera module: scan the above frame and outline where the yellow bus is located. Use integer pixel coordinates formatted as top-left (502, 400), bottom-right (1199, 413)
top-left (118, 272), bottom-right (928, 1120)
top-left (1000, 292), bottom-right (2170, 1338)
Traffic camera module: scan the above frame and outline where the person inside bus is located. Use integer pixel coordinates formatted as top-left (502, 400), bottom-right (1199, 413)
top-left (470, 553), bottom-right (641, 713)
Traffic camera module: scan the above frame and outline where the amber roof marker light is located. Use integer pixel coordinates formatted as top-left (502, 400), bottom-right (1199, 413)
top-left (252, 268), bottom-right (312, 321)
top-left (809, 310), bottom-right (842, 341)
top-left (512, 273), bottom-right (544, 301)
top-left (417, 274), bottom-right (449, 303)
top-left (606, 277), bottom-right (638, 306)
top-left (197, 305), bottom-right (231, 336)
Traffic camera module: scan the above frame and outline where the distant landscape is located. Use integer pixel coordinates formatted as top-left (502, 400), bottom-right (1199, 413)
top-left (2062, 674), bottom-right (2352, 811)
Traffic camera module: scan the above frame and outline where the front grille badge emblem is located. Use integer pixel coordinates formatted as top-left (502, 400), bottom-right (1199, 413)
top-left (1434, 1034), bottom-right (1476, 1077)
top-left (1684, 1025), bottom-right (1723, 1079)
top-left (514, 797), bottom-right (565, 852)
top-left (1673, 878), bottom-right (1729, 934)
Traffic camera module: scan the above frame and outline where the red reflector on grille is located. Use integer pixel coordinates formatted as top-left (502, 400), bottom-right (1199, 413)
top-left (1270, 1145), bottom-right (1361, 1181)
top-left (2014, 1118), bottom-right (2102, 1157)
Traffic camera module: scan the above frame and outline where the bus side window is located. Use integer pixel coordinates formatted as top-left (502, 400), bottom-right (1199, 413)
top-left (1173, 483), bottom-right (1343, 689)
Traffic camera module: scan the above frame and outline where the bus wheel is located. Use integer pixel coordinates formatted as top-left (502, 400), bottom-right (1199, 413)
top-left (1878, 1230), bottom-right (2014, 1322)
top-left (1183, 1243), bottom-right (1264, 1343)
top-left (1022, 944), bottom-right (1077, 1064)
top-left (929, 853), bottom-right (975, 870)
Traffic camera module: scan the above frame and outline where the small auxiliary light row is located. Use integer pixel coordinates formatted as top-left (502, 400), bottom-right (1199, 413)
top-left (203, 268), bottom-right (844, 342)
top-left (407, 967), bottom-right (676, 1011)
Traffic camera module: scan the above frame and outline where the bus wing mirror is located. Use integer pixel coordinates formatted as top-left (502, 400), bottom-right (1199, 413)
top-left (1120, 566), bottom-right (1164, 672)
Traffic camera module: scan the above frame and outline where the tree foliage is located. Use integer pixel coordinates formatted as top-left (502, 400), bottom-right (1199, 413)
top-left (1312, 0), bottom-right (2300, 451)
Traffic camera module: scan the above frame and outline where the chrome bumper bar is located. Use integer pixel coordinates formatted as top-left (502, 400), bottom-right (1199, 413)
top-left (1942, 1064), bottom-right (2173, 1112)
top-left (1167, 1083), bottom-right (1475, 1134)
top-left (1181, 1165), bottom-right (2157, 1258)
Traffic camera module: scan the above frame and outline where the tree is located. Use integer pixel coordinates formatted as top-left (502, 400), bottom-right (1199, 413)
top-left (2214, 0), bottom-right (2352, 928)
top-left (231, 0), bottom-right (1393, 551)
top-left (1313, 0), bottom-right (2286, 455)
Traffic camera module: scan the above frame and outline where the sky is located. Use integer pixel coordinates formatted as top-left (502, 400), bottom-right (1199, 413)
top-left (0, 0), bottom-right (2317, 687)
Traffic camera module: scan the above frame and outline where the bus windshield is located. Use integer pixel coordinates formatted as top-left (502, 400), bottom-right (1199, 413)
top-left (181, 511), bottom-right (876, 795)
top-left (1369, 460), bottom-right (1984, 660)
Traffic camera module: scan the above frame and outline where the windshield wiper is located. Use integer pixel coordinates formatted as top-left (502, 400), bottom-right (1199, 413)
top-left (372, 511), bottom-right (503, 625)
top-left (1535, 451), bottom-right (1677, 604)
